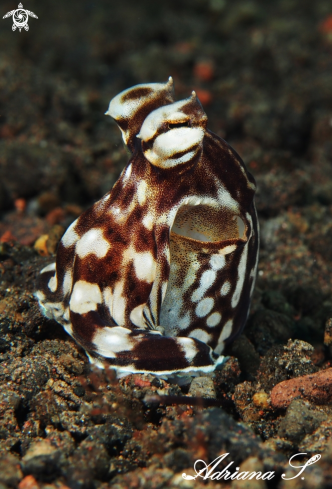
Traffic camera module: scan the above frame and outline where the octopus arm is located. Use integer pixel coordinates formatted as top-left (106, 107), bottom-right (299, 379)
top-left (69, 309), bottom-right (224, 375)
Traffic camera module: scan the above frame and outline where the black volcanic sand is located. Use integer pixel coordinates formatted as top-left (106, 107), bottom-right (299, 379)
top-left (1, 0), bottom-right (332, 487)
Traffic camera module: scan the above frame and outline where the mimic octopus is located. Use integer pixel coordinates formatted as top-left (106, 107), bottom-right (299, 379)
top-left (36, 77), bottom-right (259, 376)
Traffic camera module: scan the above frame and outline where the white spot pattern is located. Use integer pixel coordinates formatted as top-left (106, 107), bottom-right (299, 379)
top-left (231, 244), bottom-right (248, 308)
top-left (133, 251), bottom-right (156, 283)
top-left (103, 287), bottom-right (114, 317)
top-left (220, 244), bottom-right (237, 255)
top-left (216, 183), bottom-right (239, 211)
top-left (191, 269), bottom-right (216, 302)
top-left (63, 270), bottom-right (73, 296)
top-left (112, 280), bottom-right (126, 326)
top-left (214, 319), bottom-right (233, 355)
top-left (48, 275), bottom-right (57, 292)
top-left (210, 254), bottom-right (225, 270)
top-left (35, 290), bottom-right (45, 302)
top-left (189, 329), bottom-right (212, 344)
top-left (70, 281), bottom-right (102, 314)
top-left (177, 337), bottom-right (198, 363)
top-left (206, 312), bottom-right (221, 327)
top-left (195, 297), bottom-right (214, 317)
top-left (123, 164), bottom-right (132, 181)
top-left (62, 220), bottom-right (79, 248)
top-left (41, 263), bottom-right (56, 274)
top-left (137, 180), bottom-right (148, 206)
top-left (76, 228), bottom-right (110, 259)
top-left (142, 212), bottom-right (154, 230)
top-left (94, 326), bottom-right (134, 357)
top-left (178, 313), bottom-right (191, 330)
top-left (220, 281), bottom-right (231, 296)
top-left (130, 303), bottom-right (146, 328)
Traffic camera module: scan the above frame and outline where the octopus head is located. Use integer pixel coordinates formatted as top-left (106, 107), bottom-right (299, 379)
top-left (106, 77), bottom-right (208, 170)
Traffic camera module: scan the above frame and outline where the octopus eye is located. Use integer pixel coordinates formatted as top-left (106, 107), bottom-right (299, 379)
top-left (168, 121), bottom-right (190, 129)
top-left (137, 93), bottom-right (207, 169)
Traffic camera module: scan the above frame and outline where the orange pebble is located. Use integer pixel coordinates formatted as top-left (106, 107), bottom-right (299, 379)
top-left (195, 89), bottom-right (213, 106)
top-left (34, 234), bottom-right (49, 256)
top-left (14, 198), bottom-right (26, 213)
top-left (252, 391), bottom-right (270, 410)
top-left (271, 368), bottom-right (332, 408)
top-left (194, 61), bottom-right (214, 81)
top-left (320, 15), bottom-right (332, 33)
top-left (134, 376), bottom-right (151, 388)
top-left (18, 475), bottom-right (39, 489)
top-left (0, 230), bottom-right (16, 243)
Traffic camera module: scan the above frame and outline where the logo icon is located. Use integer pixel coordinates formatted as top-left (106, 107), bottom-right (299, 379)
top-left (3, 3), bottom-right (38, 32)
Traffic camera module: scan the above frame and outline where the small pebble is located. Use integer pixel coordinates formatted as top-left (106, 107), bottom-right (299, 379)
top-left (0, 453), bottom-right (23, 487)
top-left (188, 376), bottom-right (216, 398)
top-left (193, 60), bottom-right (214, 81)
top-left (34, 234), bottom-right (49, 256)
top-left (252, 391), bottom-right (270, 410)
top-left (277, 398), bottom-right (327, 442)
top-left (271, 368), bottom-right (332, 408)
top-left (21, 439), bottom-right (60, 481)
top-left (18, 475), bottom-right (39, 489)
top-left (14, 198), bottom-right (26, 213)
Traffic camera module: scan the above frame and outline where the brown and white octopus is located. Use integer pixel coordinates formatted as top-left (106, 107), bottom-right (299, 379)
top-left (36, 77), bottom-right (259, 376)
